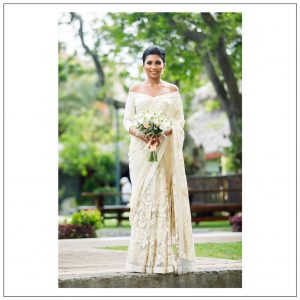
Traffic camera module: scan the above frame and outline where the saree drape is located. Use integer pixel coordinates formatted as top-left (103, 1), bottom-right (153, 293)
top-left (123, 91), bottom-right (195, 274)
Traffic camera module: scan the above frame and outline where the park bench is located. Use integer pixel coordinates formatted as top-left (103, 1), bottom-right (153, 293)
top-left (187, 174), bottom-right (242, 224)
top-left (190, 201), bottom-right (241, 222)
top-left (81, 191), bottom-right (130, 226)
top-left (81, 175), bottom-right (242, 226)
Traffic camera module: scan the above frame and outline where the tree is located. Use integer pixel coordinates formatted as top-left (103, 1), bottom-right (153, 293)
top-left (58, 45), bottom-right (118, 192)
top-left (60, 12), bottom-right (242, 172)
top-left (101, 12), bottom-right (242, 169)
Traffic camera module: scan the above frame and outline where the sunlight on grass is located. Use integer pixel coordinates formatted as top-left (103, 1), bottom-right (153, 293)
top-left (96, 245), bottom-right (129, 251)
top-left (98, 241), bottom-right (242, 260)
top-left (193, 220), bottom-right (230, 229)
top-left (194, 242), bottom-right (242, 260)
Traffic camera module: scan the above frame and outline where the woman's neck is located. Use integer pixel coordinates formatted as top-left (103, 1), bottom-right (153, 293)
top-left (145, 77), bottom-right (162, 86)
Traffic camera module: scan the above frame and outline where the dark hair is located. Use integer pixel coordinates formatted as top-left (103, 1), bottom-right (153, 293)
top-left (142, 45), bottom-right (166, 65)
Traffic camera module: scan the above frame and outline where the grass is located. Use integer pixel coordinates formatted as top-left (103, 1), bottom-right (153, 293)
top-left (193, 220), bottom-right (231, 229)
top-left (97, 245), bottom-right (128, 251)
top-left (99, 241), bottom-right (242, 260)
top-left (194, 241), bottom-right (242, 260)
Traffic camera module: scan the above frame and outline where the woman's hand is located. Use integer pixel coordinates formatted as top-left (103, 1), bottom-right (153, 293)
top-left (129, 127), bottom-right (172, 146)
top-left (149, 135), bottom-right (161, 147)
top-left (152, 129), bottom-right (172, 147)
top-left (163, 128), bottom-right (173, 136)
top-left (136, 132), bottom-right (150, 144)
top-left (141, 135), bottom-right (151, 144)
top-left (149, 133), bottom-right (165, 148)
top-left (129, 127), bottom-right (150, 143)
top-left (149, 128), bottom-right (172, 147)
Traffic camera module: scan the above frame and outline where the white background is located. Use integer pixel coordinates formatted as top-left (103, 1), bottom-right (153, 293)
top-left (1, 0), bottom-right (298, 297)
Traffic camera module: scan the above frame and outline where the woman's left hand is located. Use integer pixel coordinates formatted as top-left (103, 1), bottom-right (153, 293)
top-left (164, 128), bottom-right (173, 136)
top-left (149, 135), bottom-right (162, 148)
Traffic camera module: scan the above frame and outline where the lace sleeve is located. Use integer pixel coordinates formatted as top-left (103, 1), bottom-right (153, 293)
top-left (173, 94), bottom-right (185, 129)
top-left (123, 92), bottom-right (136, 132)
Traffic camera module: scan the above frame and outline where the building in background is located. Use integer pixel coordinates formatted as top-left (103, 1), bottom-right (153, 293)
top-left (188, 81), bottom-right (232, 175)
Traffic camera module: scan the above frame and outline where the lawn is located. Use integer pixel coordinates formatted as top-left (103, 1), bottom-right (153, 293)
top-left (99, 241), bottom-right (242, 260)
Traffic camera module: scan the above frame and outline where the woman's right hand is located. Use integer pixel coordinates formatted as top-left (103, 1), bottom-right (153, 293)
top-left (129, 127), bottom-right (148, 143)
top-left (135, 131), bottom-right (150, 144)
top-left (141, 135), bottom-right (150, 144)
top-left (141, 134), bottom-right (159, 146)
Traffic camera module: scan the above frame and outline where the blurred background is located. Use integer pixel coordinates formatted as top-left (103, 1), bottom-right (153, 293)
top-left (58, 12), bottom-right (242, 237)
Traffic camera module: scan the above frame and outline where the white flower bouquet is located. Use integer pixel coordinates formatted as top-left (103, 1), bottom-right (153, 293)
top-left (134, 111), bottom-right (172, 162)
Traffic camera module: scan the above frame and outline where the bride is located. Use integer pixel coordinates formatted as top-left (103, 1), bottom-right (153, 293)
top-left (123, 45), bottom-right (195, 274)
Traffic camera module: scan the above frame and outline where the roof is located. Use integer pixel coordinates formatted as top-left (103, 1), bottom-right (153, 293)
top-left (204, 151), bottom-right (223, 160)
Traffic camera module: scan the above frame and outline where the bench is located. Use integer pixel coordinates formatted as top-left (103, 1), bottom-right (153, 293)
top-left (81, 180), bottom-right (242, 226)
top-left (101, 205), bottom-right (130, 226)
top-left (81, 192), bottom-right (130, 226)
top-left (188, 186), bottom-right (242, 224)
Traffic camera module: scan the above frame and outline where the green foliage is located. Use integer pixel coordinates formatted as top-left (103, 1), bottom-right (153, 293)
top-left (59, 53), bottom-right (91, 83)
top-left (203, 99), bottom-right (221, 112)
top-left (214, 13), bottom-right (242, 80)
top-left (81, 154), bottom-right (116, 192)
top-left (58, 52), bottom-right (116, 181)
top-left (101, 12), bottom-right (241, 93)
top-left (99, 12), bottom-right (242, 167)
top-left (58, 12), bottom-right (242, 191)
top-left (103, 12), bottom-right (204, 93)
top-left (223, 119), bottom-right (242, 172)
top-left (71, 209), bottom-right (103, 230)
top-left (59, 108), bottom-right (116, 182)
top-left (58, 45), bottom-right (120, 194)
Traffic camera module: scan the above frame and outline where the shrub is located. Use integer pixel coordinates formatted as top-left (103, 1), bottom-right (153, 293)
top-left (229, 213), bottom-right (242, 232)
top-left (70, 208), bottom-right (103, 230)
top-left (58, 209), bottom-right (103, 239)
top-left (58, 223), bottom-right (96, 239)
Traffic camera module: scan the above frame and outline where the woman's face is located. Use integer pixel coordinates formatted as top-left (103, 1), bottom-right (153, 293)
top-left (143, 54), bottom-right (165, 79)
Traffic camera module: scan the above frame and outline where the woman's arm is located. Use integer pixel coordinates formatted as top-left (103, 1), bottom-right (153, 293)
top-left (123, 93), bottom-right (135, 133)
top-left (128, 126), bottom-right (150, 143)
top-left (123, 86), bottom-right (150, 144)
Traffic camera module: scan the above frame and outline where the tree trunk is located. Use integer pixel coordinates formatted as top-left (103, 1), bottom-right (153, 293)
top-left (70, 13), bottom-right (105, 87)
top-left (201, 12), bottom-right (242, 135)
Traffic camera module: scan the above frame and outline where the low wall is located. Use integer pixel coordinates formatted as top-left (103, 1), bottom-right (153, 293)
top-left (59, 268), bottom-right (242, 288)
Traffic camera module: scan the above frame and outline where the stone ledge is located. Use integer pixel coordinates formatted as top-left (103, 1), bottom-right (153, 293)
top-left (59, 268), bottom-right (242, 288)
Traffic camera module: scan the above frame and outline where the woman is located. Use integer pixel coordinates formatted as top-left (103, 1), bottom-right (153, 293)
top-left (123, 45), bottom-right (195, 274)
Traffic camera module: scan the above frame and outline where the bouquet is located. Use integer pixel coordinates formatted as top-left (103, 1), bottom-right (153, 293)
top-left (134, 111), bottom-right (172, 162)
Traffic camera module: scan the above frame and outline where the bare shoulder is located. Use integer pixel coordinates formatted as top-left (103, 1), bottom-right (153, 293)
top-left (129, 83), bottom-right (143, 92)
top-left (162, 81), bottom-right (179, 93)
top-left (168, 84), bottom-right (179, 92)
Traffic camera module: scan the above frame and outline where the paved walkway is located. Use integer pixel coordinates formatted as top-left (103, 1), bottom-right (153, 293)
top-left (59, 231), bottom-right (242, 280)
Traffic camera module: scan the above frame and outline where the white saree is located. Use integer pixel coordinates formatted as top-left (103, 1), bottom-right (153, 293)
top-left (123, 91), bottom-right (196, 274)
